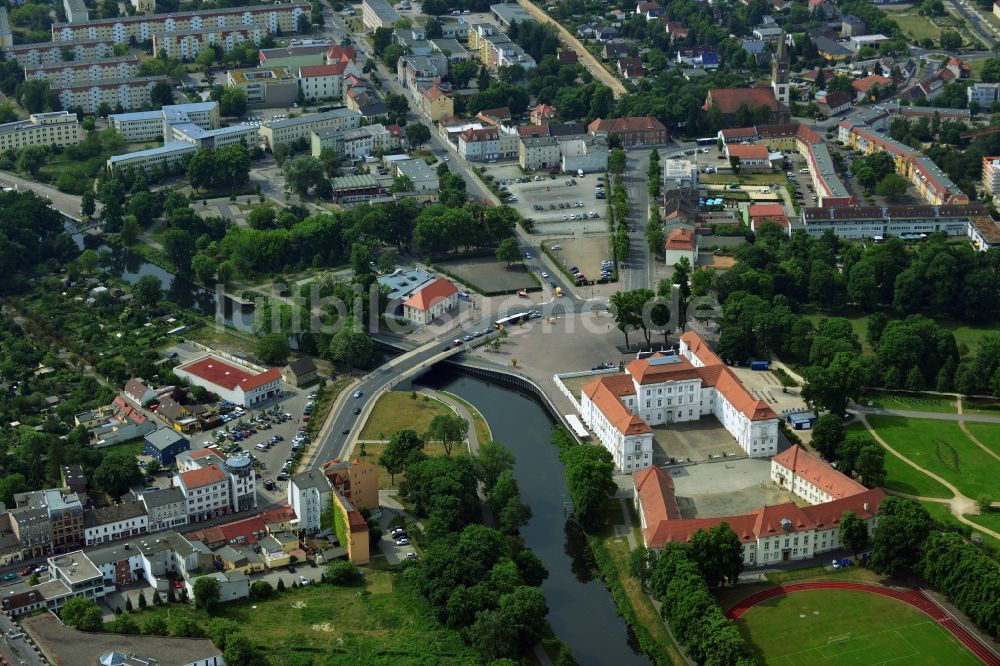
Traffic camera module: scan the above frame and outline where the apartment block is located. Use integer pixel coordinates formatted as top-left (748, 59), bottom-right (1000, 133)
top-left (106, 141), bottom-right (197, 173)
top-left (259, 107), bottom-right (361, 147)
top-left (0, 111), bottom-right (82, 153)
top-left (110, 101), bottom-right (220, 143)
top-left (362, 0), bottom-right (401, 30)
top-left (288, 469), bottom-right (332, 534)
top-left (983, 156), bottom-right (1000, 198)
top-left (83, 501), bottom-right (149, 546)
top-left (153, 25), bottom-right (266, 59)
top-left (175, 465), bottom-right (233, 523)
top-left (968, 82), bottom-right (1000, 108)
top-left (310, 123), bottom-right (399, 160)
top-left (63, 0), bottom-right (90, 23)
top-left (298, 60), bottom-right (361, 101)
top-left (4, 37), bottom-right (116, 67)
top-left (24, 55), bottom-right (139, 85)
top-left (170, 121), bottom-right (259, 149)
top-left (51, 3), bottom-right (309, 45)
top-left (53, 75), bottom-right (167, 114)
top-left (226, 67), bottom-right (298, 108)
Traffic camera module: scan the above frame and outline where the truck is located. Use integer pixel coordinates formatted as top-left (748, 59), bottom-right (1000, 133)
top-left (750, 360), bottom-right (770, 371)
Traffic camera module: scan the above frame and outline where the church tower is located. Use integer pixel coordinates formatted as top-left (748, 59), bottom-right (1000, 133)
top-left (772, 33), bottom-right (790, 106)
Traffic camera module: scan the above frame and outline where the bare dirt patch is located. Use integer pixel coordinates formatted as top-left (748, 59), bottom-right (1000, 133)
top-left (437, 256), bottom-right (538, 294)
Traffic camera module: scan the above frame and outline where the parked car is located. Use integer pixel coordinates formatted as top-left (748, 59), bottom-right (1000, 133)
top-left (298, 576), bottom-right (309, 585)
top-left (3, 573), bottom-right (17, 581)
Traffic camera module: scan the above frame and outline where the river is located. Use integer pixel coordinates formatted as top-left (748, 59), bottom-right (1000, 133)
top-left (418, 367), bottom-right (652, 666)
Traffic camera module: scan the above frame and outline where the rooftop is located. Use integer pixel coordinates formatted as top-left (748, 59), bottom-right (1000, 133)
top-left (403, 277), bottom-right (458, 311)
top-left (394, 157), bottom-right (438, 181)
top-left (48, 551), bottom-right (102, 584)
top-left (290, 468), bottom-right (331, 492)
top-left (138, 486), bottom-right (185, 509)
top-left (107, 142), bottom-right (196, 165)
top-left (227, 67), bottom-right (295, 84)
top-left (377, 268), bottom-right (436, 300)
top-left (52, 1), bottom-right (308, 28)
top-left (144, 427), bottom-right (188, 451)
top-left (84, 501), bottom-right (147, 528)
top-left (177, 465), bottom-right (228, 490)
top-left (364, 0), bottom-right (401, 22)
top-left (177, 355), bottom-right (281, 391)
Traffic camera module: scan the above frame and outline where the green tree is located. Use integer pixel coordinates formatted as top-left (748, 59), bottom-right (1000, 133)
top-left (379, 429), bottom-right (426, 484)
top-left (561, 445), bottom-right (615, 530)
top-left (191, 253), bottom-right (218, 285)
top-left (839, 511), bottom-right (869, 558)
top-left (810, 413), bottom-right (845, 459)
top-left (473, 440), bottom-right (515, 494)
top-left (646, 209), bottom-right (664, 255)
top-left (875, 173), bottom-right (907, 199)
top-left (405, 122), bottom-right (431, 145)
top-left (424, 413), bottom-right (470, 456)
top-left (81, 190), bottom-right (96, 218)
top-left (327, 561), bottom-right (361, 584)
top-left (16, 145), bottom-right (49, 177)
top-left (162, 228), bottom-right (195, 273)
top-left (250, 580), bottom-right (273, 600)
top-left (283, 155), bottom-right (327, 196)
top-left (246, 205), bottom-right (277, 230)
top-left (855, 444), bottom-right (886, 487)
top-left (93, 451), bottom-right (143, 498)
top-left (219, 87), bottom-right (248, 117)
top-left (143, 614), bottom-right (168, 636)
top-left (60, 596), bottom-right (103, 631)
top-left (193, 575), bottom-right (221, 610)
top-left (0, 473), bottom-right (29, 508)
top-left (870, 497), bottom-right (933, 576)
top-left (328, 317), bottom-right (374, 375)
top-left (939, 30), bottom-right (961, 50)
top-left (222, 633), bottom-right (255, 666)
top-left (608, 148), bottom-right (626, 174)
top-left (389, 174), bottom-right (414, 193)
top-left (134, 274), bottom-right (163, 307)
top-left (383, 93), bottom-right (410, 125)
top-left (495, 237), bottom-right (521, 267)
top-left (982, 57), bottom-right (1000, 83)
top-left (255, 333), bottom-right (290, 365)
top-left (110, 611), bottom-right (140, 634)
top-left (120, 215), bottom-right (139, 246)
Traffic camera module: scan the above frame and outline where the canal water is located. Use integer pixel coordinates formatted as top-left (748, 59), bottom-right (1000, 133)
top-left (418, 367), bottom-right (651, 666)
top-left (69, 221), bottom-right (255, 331)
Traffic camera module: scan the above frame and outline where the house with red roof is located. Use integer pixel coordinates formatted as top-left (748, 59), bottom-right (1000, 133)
top-left (664, 227), bottom-right (697, 266)
top-left (402, 277), bottom-right (459, 325)
top-left (174, 465), bottom-right (232, 522)
top-left (173, 355), bottom-right (283, 407)
top-left (578, 331), bottom-right (781, 471)
top-left (723, 142), bottom-right (772, 172)
top-left (704, 87), bottom-right (786, 124)
top-left (298, 60), bottom-right (361, 101)
top-left (747, 203), bottom-right (790, 235)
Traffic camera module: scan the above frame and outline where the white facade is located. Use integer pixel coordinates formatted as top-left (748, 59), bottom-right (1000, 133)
top-left (140, 489), bottom-right (189, 532)
top-left (153, 26), bottom-right (265, 59)
top-left (174, 469), bottom-right (233, 523)
top-left (111, 101), bottom-right (220, 143)
top-left (84, 515), bottom-right (149, 546)
top-left (53, 75), bottom-right (164, 114)
top-left (968, 82), bottom-right (1000, 108)
top-left (288, 470), bottom-right (332, 534)
top-left (259, 107), bottom-right (361, 147)
top-left (24, 55), bottom-right (138, 85)
top-left (0, 111), bottom-right (81, 153)
top-left (106, 141), bottom-right (197, 173)
top-left (4, 38), bottom-right (115, 67)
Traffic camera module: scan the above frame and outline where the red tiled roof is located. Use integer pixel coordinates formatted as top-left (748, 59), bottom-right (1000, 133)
top-left (645, 514), bottom-right (758, 549)
top-left (190, 449), bottom-right (226, 463)
top-left (180, 357), bottom-right (281, 392)
top-left (460, 127), bottom-right (498, 142)
top-left (773, 445), bottom-right (868, 499)
top-left (178, 464), bottom-right (227, 489)
top-left (720, 127), bottom-right (757, 139)
top-left (726, 144), bottom-right (769, 160)
top-left (852, 75), bottom-right (892, 93)
top-left (748, 203), bottom-right (785, 218)
top-left (326, 44), bottom-right (357, 62)
top-left (587, 116), bottom-right (667, 135)
top-left (403, 277), bottom-right (458, 311)
top-left (299, 62), bottom-right (351, 77)
top-left (802, 488), bottom-right (885, 527)
top-left (680, 331), bottom-right (723, 366)
top-left (626, 353), bottom-right (702, 385)
top-left (665, 227), bottom-right (696, 250)
top-left (634, 467), bottom-right (681, 533)
top-left (262, 504), bottom-right (296, 523)
top-left (706, 88), bottom-right (777, 114)
top-left (581, 376), bottom-right (650, 436)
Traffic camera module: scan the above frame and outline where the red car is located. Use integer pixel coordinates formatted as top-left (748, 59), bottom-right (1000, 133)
top-left (19, 566), bottom-right (33, 576)
top-left (302, 415), bottom-right (310, 421)
top-left (171, 580), bottom-right (183, 589)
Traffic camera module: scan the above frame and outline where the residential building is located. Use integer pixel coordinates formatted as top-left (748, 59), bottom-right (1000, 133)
top-left (675, 48), bottom-right (718, 68)
top-left (394, 157), bottom-right (439, 193)
top-left (417, 83), bottom-right (454, 121)
top-left (0, 111), bottom-right (81, 153)
top-left (663, 158), bottom-right (698, 189)
top-left (83, 501), bottom-right (149, 546)
top-left (258, 44), bottom-right (327, 71)
top-left (110, 101), bottom-right (220, 143)
top-left (402, 277), bottom-right (459, 324)
top-left (322, 459), bottom-right (379, 510)
top-left (814, 36), bottom-right (851, 61)
top-left (519, 135), bottom-right (560, 171)
top-left (530, 103), bottom-right (556, 125)
top-left (724, 143), bottom-right (771, 171)
top-left (330, 173), bottom-right (387, 203)
top-left (283, 357), bottom-right (318, 387)
top-left (222, 453), bottom-right (257, 512)
top-left (490, 2), bottom-right (534, 29)
top-left (636, 0), bottom-right (665, 19)
top-left (24, 55), bottom-right (137, 85)
top-left (394, 29), bottom-right (432, 56)
top-left (818, 91), bottom-right (851, 117)
top-left (617, 57), bottom-right (644, 79)
top-left (4, 37), bottom-right (115, 67)
top-left (10, 500), bottom-right (51, 558)
top-left (848, 34), bottom-right (890, 52)
top-left (560, 134), bottom-right (609, 174)
top-left (227, 67), bottom-right (297, 108)
top-left (362, 0), bottom-right (401, 30)
top-left (124, 378), bottom-right (159, 407)
top-left (63, 0), bottom-right (90, 23)
top-left (841, 14), bottom-right (865, 36)
top-left (579, 330), bottom-right (780, 471)
top-left (139, 487), bottom-right (189, 532)
top-left (800, 204), bottom-right (1000, 246)
top-left (259, 107), bottom-right (361, 148)
top-left (76, 397), bottom-right (155, 447)
top-left (967, 82), bottom-right (1000, 108)
top-left (332, 489), bottom-right (369, 564)
top-left (983, 156), bottom-right (1000, 199)
top-left (755, 122), bottom-right (855, 206)
top-left (173, 354), bottom-right (284, 407)
top-left (155, 396), bottom-right (195, 432)
top-left (48, 550), bottom-right (105, 602)
top-left (467, 22), bottom-right (536, 71)
top-left (852, 74), bottom-right (893, 102)
top-left (310, 123), bottom-right (399, 160)
top-left (397, 53), bottom-right (448, 100)
top-left (51, 3), bottom-right (308, 45)
top-left (663, 226), bottom-right (697, 265)
top-left (175, 465), bottom-right (232, 522)
top-left (429, 38), bottom-right (472, 63)
top-left (52, 75), bottom-right (166, 114)
top-left (344, 82), bottom-right (388, 119)
top-left (143, 428), bottom-right (190, 465)
top-left (299, 60), bottom-right (361, 101)
top-left (288, 469), bottom-right (332, 534)
top-left (703, 88), bottom-right (785, 124)
top-left (153, 25), bottom-right (266, 60)
top-left (587, 116), bottom-right (667, 147)
top-left (45, 489), bottom-right (84, 553)
top-left (747, 202), bottom-right (790, 234)
top-left (169, 121), bottom-right (259, 149)
top-left (753, 18), bottom-right (782, 41)
top-left (106, 141), bottom-right (197, 173)
top-left (908, 67), bottom-right (954, 101)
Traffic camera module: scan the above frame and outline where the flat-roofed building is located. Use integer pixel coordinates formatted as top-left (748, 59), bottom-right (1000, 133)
top-left (311, 123), bottom-right (398, 160)
top-left (4, 37), bottom-right (115, 67)
top-left (226, 66), bottom-right (298, 108)
top-left (394, 157), bottom-right (439, 193)
top-left (429, 38), bottom-right (472, 63)
top-left (983, 156), bottom-right (1000, 199)
top-left (48, 550), bottom-right (105, 602)
top-left (110, 101), bottom-right (220, 143)
top-left (24, 55), bottom-right (139, 85)
top-left (259, 43), bottom-right (327, 71)
top-left (800, 203), bottom-right (989, 239)
top-left (106, 141), bottom-right (197, 173)
top-left (153, 25), bottom-right (266, 60)
top-left (0, 111), bottom-right (81, 153)
top-left (490, 2), bottom-right (535, 29)
top-left (53, 75), bottom-right (166, 114)
top-left (362, 0), bottom-right (401, 30)
top-left (51, 3), bottom-right (309, 45)
top-left (330, 173), bottom-right (386, 203)
top-left (258, 106), bottom-right (361, 147)
top-left (519, 135), bottom-right (560, 171)
top-left (63, 0), bottom-right (90, 23)
top-left (169, 121), bottom-right (259, 149)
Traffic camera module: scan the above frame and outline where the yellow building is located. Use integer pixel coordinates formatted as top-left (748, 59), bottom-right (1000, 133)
top-left (323, 459), bottom-right (379, 511)
top-left (418, 84), bottom-right (454, 122)
top-left (0, 111), bottom-right (81, 153)
top-left (331, 490), bottom-right (369, 565)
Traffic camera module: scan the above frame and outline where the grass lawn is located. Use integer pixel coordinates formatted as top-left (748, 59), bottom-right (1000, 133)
top-left (963, 423), bottom-right (1000, 458)
top-left (103, 438), bottom-right (145, 458)
top-left (914, 501), bottom-right (1000, 551)
top-left (117, 573), bottom-right (482, 666)
top-left (359, 391), bottom-right (454, 441)
top-left (361, 441), bottom-right (457, 489)
top-left (701, 173), bottom-right (787, 186)
top-left (857, 391), bottom-right (957, 414)
top-left (802, 311), bottom-right (994, 356)
top-left (885, 9), bottom-right (944, 42)
top-left (846, 422), bottom-right (953, 499)
top-left (867, 416), bottom-right (1000, 499)
top-left (736, 589), bottom-right (982, 665)
top-left (440, 390), bottom-right (492, 444)
top-left (966, 511), bottom-right (1000, 540)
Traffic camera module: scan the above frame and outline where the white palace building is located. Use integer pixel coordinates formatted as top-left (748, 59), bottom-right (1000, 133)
top-left (579, 331), bottom-right (780, 472)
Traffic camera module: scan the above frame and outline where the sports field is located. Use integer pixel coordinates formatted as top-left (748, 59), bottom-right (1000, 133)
top-left (736, 589), bottom-right (983, 665)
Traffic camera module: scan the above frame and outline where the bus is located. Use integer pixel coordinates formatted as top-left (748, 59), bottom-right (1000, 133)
top-left (696, 137), bottom-right (717, 146)
top-left (494, 312), bottom-right (529, 330)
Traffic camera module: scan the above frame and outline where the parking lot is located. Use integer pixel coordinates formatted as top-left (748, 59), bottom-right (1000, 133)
top-left (500, 172), bottom-right (608, 236)
top-left (164, 342), bottom-right (317, 503)
top-left (543, 236), bottom-right (614, 286)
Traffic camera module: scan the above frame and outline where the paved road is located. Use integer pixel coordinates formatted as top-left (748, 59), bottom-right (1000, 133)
top-left (944, 0), bottom-right (997, 46)
top-left (623, 149), bottom-right (653, 290)
top-left (0, 169), bottom-right (89, 220)
top-left (853, 406), bottom-right (1000, 424)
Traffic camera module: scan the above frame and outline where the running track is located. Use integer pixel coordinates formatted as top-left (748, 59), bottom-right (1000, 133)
top-left (725, 581), bottom-right (1000, 666)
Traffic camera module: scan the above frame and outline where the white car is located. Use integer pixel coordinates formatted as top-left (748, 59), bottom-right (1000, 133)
top-left (298, 576), bottom-right (309, 585)
top-left (541, 272), bottom-right (549, 278)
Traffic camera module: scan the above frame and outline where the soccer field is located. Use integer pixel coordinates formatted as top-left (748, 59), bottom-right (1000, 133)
top-left (736, 589), bottom-right (983, 665)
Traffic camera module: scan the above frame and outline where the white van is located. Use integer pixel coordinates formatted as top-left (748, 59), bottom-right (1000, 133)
top-left (799, 168), bottom-right (809, 174)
